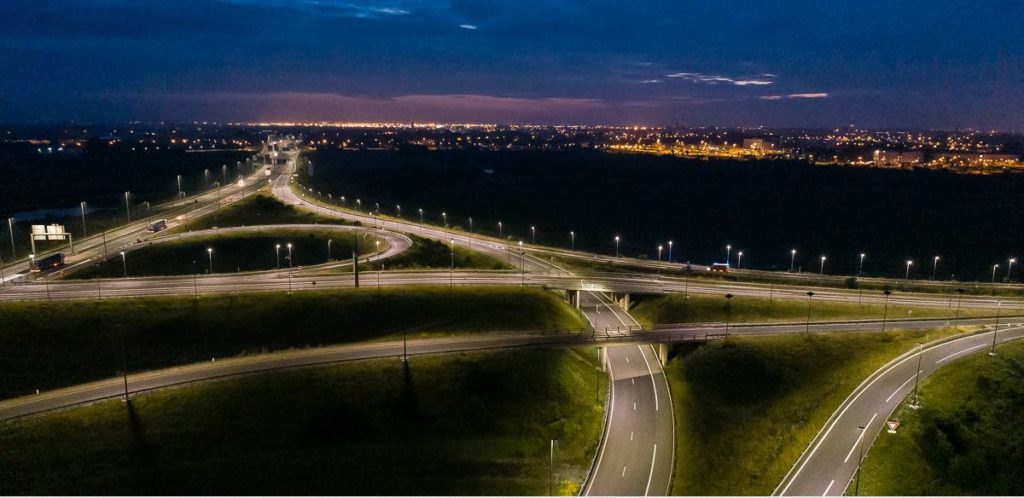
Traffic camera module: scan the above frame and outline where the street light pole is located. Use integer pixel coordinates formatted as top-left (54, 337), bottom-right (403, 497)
top-left (905, 260), bottom-right (913, 280)
top-left (120, 251), bottom-right (127, 277)
top-left (1008, 258), bottom-right (1017, 281)
top-left (207, 247), bottom-right (213, 273)
top-left (881, 290), bottom-right (892, 332)
top-left (724, 293), bottom-right (734, 337)
top-left (820, 255), bottom-right (826, 275)
top-left (531, 225), bottom-right (536, 244)
top-left (570, 231), bottom-right (575, 251)
top-left (953, 288), bottom-right (965, 328)
top-left (668, 240), bottom-right (673, 262)
top-left (790, 249), bottom-right (796, 272)
top-left (989, 300), bottom-right (1001, 356)
top-left (737, 251), bottom-right (743, 270)
top-left (854, 424), bottom-right (867, 496)
top-left (275, 244), bottom-right (281, 269)
top-left (124, 191), bottom-right (131, 224)
top-left (376, 240), bottom-right (382, 288)
top-left (726, 244), bottom-right (732, 266)
top-left (498, 221), bottom-right (503, 239)
top-left (910, 342), bottom-right (923, 408)
top-left (80, 201), bottom-right (88, 236)
top-left (859, 253), bottom-right (866, 276)
top-left (327, 239), bottom-right (332, 261)
top-left (519, 241), bottom-right (524, 287)
top-left (657, 245), bottom-right (663, 275)
top-left (449, 238), bottom-right (455, 289)
top-left (287, 243), bottom-right (293, 269)
top-left (805, 291), bottom-right (815, 333)
top-left (614, 236), bottom-right (620, 258)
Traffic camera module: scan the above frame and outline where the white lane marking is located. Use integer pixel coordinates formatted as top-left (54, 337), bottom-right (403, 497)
top-left (822, 479), bottom-right (835, 496)
top-left (626, 356), bottom-right (630, 364)
top-left (644, 444), bottom-right (658, 496)
top-left (583, 349), bottom-right (616, 496)
top-left (632, 378), bottom-right (635, 385)
top-left (777, 332), bottom-right (1000, 496)
top-left (630, 431), bottom-right (634, 441)
top-left (885, 374), bottom-right (917, 404)
top-left (622, 466), bottom-right (628, 477)
top-left (936, 343), bottom-right (986, 364)
top-left (638, 345), bottom-right (659, 411)
top-left (634, 402), bottom-right (637, 410)
top-left (843, 413), bottom-right (878, 463)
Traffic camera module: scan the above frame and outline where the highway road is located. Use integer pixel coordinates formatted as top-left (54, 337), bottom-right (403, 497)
top-left (775, 325), bottom-right (1024, 496)
top-left (580, 291), bottom-right (673, 496)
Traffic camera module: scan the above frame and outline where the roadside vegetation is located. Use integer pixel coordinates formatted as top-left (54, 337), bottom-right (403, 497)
top-left (0, 347), bottom-right (606, 495)
top-left (66, 228), bottom-right (375, 278)
top-left (857, 340), bottom-right (1024, 495)
top-left (665, 328), bottom-right (964, 495)
top-left (0, 286), bottom-right (586, 399)
top-left (170, 193), bottom-right (347, 232)
top-left (382, 235), bottom-right (512, 271)
top-left (630, 293), bottom-right (997, 327)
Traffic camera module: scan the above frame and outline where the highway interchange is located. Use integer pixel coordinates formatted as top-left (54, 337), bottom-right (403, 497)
top-left (2, 145), bottom-right (1023, 495)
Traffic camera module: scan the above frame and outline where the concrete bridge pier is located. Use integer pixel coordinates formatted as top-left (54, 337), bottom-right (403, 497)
top-left (657, 343), bottom-right (669, 367)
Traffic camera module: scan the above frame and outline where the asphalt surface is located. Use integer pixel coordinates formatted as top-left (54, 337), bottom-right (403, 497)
top-left (579, 291), bottom-right (673, 496)
top-left (775, 324), bottom-right (1024, 496)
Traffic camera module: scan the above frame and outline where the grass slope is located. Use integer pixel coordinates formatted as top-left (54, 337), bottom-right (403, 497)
top-left (0, 347), bottom-right (606, 495)
top-left (0, 287), bottom-right (586, 399)
top-left (665, 329), bottom-right (959, 495)
top-left (384, 235), bottom-right (512, 270)
top-left (631, 293), bottom-right (992, 327)
top-left (857, 340), bottom-right (1024, 495)
top-left (68, 228), bottom-right (372, 278)
top-left (172, 193), bottom-right (347, 232)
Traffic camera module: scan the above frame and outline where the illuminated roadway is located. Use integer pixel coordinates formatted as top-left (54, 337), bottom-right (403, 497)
top-left (776, 325), bottom-right (1024, 496)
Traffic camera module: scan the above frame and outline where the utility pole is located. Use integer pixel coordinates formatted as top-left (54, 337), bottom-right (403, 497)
top-left (353, 234), bottom-right (360, 288)
top-left (881, 290), bottom-right (892, 332)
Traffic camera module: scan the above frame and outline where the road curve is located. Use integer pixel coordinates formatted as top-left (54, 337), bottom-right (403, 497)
top-left (775, 325), bottom-right (1024, 496)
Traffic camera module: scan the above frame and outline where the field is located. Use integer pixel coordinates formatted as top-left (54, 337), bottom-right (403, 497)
top-left (384, 235), bottom-right (512, 270)
top-left (171, 193), bottom-right (347, 232)
top-left (299, 148), bottom-right (1024, 282)
top-left (857, 339), bottom-right (1024, 495)
top-left (66, 228), bottom-right (372, 278)
top-left (630, 293), bottom-right (997, 327)
top-left (0, 347), bottom-right (606, 495)
top-left (0, 286), bottom-right (587, 399)
top-left (664, 328), bottom-right (961, 495)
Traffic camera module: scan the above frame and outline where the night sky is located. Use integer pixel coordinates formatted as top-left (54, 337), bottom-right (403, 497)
top-left (2, 0), bottom-right (1022, 128)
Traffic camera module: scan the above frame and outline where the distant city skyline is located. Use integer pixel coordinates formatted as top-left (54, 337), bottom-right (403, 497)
top-left (2, 1), bottom-right (1023, 130)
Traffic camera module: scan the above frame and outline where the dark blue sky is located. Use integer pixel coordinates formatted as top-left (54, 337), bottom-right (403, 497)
top-left (3, 0), bottom-right (1022, 128)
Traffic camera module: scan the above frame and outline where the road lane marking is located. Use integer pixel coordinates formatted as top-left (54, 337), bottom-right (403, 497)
top-left (583, 347), bottom-right (617, 496)
top-left (626, 356), bottom-right (630, 363)
top-left (622, 466), bottom-right (628, 477)
top-left (936, 343), bottom-right (985, 364)
top-left (638, 345), bottom-right (660, 411)
top-left (630, 431), bottom-right (634, 441)
top-left (644, 444), bottom-right (658, 496)
top-left (632, 378), bottom-right (635, 385)
top-left (843, 413), bottom-right (878, 463)
top-left (634, 402), bottom-right (637, 410)
top-left (885, 374), bottom-right (917, 403)
top-left (822, 479), bottom-right (835, 496)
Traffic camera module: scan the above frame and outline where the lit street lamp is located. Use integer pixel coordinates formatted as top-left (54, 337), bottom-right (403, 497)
top-left (657, 244), bottom-right (663, 274)
top-left (614, 235), bottom-right (620, 257)
top-left (327, 239), bottom-right (332, 261)
top-left (859, 253), bottom-right (866, 276)
top-left (120, 251), bottom-right (127, 277)
top-left (498, 221), bottom-right (503, 239)
top-left (1008, 258), bottom-right (1017, 281)
top-left (80, 201), bottom-right (88, 236)
top-left (396, 205), bottom-right (401, 218)
top-left (570, 231), bottom-right (575, 251)
top-left (275, 244), bottom-right (281, 269)
top-left (442, 211), bottom-right (447, 228)
top-left (790, 249), bottom-right (797, 272)
top-left (287, 243), bottom-right (293, 269)
top-left (667, 240), bottom-right (673, 262)
top-left (124, 191), bottom-right (131, 223)
top-left (819, 255), bottom-right (826, 274)
top-left (737, 251), bottom-right (743, 269)
top-left (207, 247), bottom-right (213, 273)
top-left (932, 256), bottom-right (940, 280)
top-left (726, 244), bottom-right (732, 266)
top-left (419, 208), bottom-right (424, 224)
top-left (531, 225), bottom-right (536, 244)
top-left (905, 260), bottom-right (913, 280)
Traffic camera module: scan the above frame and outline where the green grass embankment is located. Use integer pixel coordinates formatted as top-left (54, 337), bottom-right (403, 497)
top-left (67, 228), bottom-right (374, 278)
top-left (380, 235), bottom-right (512, 271)
top-left (631, 293), bottom-right (995, 328)
top-left (0, 347), bottom-right (606, 495)
top-left (857, 340), bottom-right (1024, 495)
top-left (0, 286), bottom-right (586, 399)
top-left (171, 193), bottom-right (347, 232)
top-left (666, 328), bottom-right (963, 495)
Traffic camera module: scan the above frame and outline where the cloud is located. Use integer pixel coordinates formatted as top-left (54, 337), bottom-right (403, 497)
top-left (666, 72), bottom-right (775, 86)
top-left (639, 79), bottom-right (663, 84)
top-left (760, 92), bottom-right (829, 100)
top-left (458, 24), bottom-right (478, 30)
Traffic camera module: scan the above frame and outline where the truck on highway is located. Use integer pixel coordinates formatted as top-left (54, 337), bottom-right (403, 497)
top-left (709, 263), bottom-right (730, 273)
top-left (148, 219), bottom-right (168, 232)
top-left (31, 253), bottom-right (65, 272)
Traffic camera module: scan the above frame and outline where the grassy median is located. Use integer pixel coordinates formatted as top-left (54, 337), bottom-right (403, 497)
top-left (856, 339), bottom-right (1024, 495)
top-left (171, 193), bottom-right (346, 231)
top-left (67, 228), bottom-right (376, 278)
top-left (665, 328), bottom-right (964, 495)
top-left (0, 347), bottom-right (606, 495)
top-left (0, 286), bottom-right (586, 399)
top-left (631, 293), bottom-right (994, 327)
top-left (382, 235), bottom-right (512, 271)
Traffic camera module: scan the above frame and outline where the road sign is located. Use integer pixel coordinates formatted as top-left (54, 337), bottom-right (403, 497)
top-left (886, 419), bottom-right (900, 433)
top-left (31, 224), bottom-right (67, 241)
